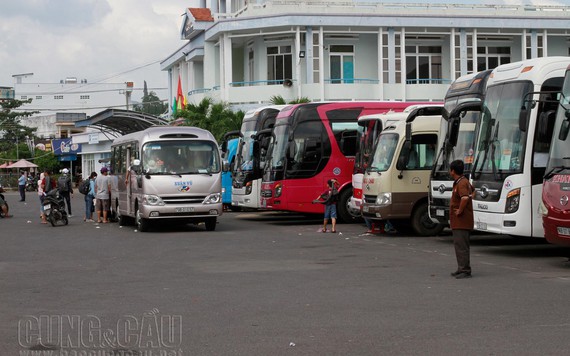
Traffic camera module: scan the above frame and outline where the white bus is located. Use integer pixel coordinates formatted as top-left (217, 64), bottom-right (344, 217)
top-left (111, 126), bottom-right (223, 232)
top-left (471, 57), bottom-right (570, 238)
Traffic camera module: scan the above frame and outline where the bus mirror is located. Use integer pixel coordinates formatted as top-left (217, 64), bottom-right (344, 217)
top-left (221, 141), bottom-right (228, 155)
top-left (131, 159), bottom-right (142, 174)
top-left (559, 116), bottom-right (570, 141)
top-left (222, 161), bottom-right (231, 172)
top-left (519, 106), bottom-right (529, 132)
top-left (132, 159), bottom-right (141, 166)
top-left (287, 142), bottom-right (296, 159)
top-left (448, 118), bottom-right (460, 148)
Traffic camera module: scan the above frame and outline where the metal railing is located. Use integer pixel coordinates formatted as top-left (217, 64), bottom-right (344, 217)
top-left (406, 78), bottom-right (452, 85)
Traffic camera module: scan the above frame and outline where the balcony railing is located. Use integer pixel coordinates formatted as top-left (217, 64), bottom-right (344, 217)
top-left (324, 78), bottom-right (380, 84)
top-left (406, 78), bottom-right (452, 85)
top-left (229, 79), bottom-right (296, 87)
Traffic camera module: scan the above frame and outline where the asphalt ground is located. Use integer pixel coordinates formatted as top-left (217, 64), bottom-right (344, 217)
top-left (2, 191), bottom-right (570, 355)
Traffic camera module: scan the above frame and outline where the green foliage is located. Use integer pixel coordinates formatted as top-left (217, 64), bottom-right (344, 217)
top-left (173, 98), bottom-right (245, 142)
top-left (33, 150), bottom-right (59, 173)
top-left (0, 99), bottom-right (38, 161)
top-left (133, 85), bottom-right (168, 116)
top-left (269, 95), bottom-right (311, 105)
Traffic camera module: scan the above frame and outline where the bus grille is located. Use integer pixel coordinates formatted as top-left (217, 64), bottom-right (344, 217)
top-left (261, 190), bottom-right (272, 198)
top-left (364, 195), bottom-right (377, 204)
top-left (161, 196), bottom-right (208, 204)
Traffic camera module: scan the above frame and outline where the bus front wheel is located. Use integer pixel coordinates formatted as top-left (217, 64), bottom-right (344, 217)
top-left (135, 206), bottom-right (150, 232)
top-left (205, 217), bottom-right (217, 231)
top-left (410, 201), bottom-right (444, 236)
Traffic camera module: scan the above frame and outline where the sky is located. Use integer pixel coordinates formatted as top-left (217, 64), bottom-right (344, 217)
top-left (1, 0), bottom-right (568, 102)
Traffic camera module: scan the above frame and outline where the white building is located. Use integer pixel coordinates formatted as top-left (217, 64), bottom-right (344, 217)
top-left (161, 0), bottom-right (570, 110)
top-left (12, 74), bottom-right (135, 138)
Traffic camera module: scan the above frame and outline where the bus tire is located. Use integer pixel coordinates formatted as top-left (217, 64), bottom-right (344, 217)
top-left (205, 217), bottom-right (217, 231)
top-left (117, 205), bottom-right (131, 226)
top-left (135, 206), bottom-right (150, 232)
top-left (337, 188), bottom-right (356, 223)
top-left (410, 201), bottom-right (444, 236)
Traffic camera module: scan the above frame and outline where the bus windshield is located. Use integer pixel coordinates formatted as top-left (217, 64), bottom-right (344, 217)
top-left (142, 140), bottom-right (220, 175)
top-left (235, 120), bottom-right (257, 172)
top-left (546, 75), bottom-right (570, 176)
top-left (355, 120), bottom-right (381, 173)
top-left (369, 133), bottom-right (399, 172)
top-left (473, 82), bottom-right (532, 177)
top-left (269, 123), bottom-right (290, 170)
top-left (435, 111), bottom-right (478, 173)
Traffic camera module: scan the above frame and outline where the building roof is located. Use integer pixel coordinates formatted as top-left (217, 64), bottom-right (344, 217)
top-left (74, 109), bottom-right (169, 136)
top-left (188, 8), bottom-right (214, 22)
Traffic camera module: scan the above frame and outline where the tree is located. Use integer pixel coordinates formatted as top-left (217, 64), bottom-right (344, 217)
top-left (133, 81), bottom-right (168, 116)
top-left (0, 99), bottom-right (37, 161)
top-left (269, 95), bottom-right (311, 105)
top-left (174, 98), bottom-right (245, 142)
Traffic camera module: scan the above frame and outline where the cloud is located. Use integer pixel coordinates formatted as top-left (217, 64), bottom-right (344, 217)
top-left (0, 0), bottom-right (184, 100)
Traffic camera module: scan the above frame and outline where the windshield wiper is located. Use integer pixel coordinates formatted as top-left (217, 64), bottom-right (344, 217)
top-left (544, 166), bottom-right (567, 179)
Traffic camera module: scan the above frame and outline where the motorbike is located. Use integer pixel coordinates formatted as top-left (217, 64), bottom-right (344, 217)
top-left (26, 176), bottom-right (38, 192)
top-left (0, 184), bottom-right (7, 218)
top-left (43, 189), bottom-right (68, 226)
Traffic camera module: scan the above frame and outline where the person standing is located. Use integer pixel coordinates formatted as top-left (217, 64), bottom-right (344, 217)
top-left (58, 168), bottom-right (73, 216)
top-left (40, 170), bottom-right (56, 224)
top-left (18, 171), bottom-right (27, 202)
top-left (449, 160), bottom-right (474, 279)
top-left (37, 172), bottom-right (46, 223)
top-left (313, 179), bottom-right (339, 233)
top-left (84, 172), bottom-right (97, 222)
top-left (94, 167), bottom-right (111, 223)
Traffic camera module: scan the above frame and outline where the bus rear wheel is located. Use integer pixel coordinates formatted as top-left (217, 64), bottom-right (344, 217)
top-left (337, 189), bottom-right (357, 223)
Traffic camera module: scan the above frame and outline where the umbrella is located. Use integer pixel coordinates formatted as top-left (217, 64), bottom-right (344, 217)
top-left (6, 159), bottom-right (38, 168)
top-left (0, 162), bottom-right (8, 168)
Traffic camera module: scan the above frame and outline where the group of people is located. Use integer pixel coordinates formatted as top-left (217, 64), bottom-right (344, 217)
top-left (313, 159), bottom-right (474, 280)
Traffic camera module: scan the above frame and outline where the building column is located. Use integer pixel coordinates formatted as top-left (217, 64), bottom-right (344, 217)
top-left (295, 26), bottom-right (302, 99)
top-left (450, 28), bottom-right (456, 81)
top-left (472, 28), bottom-right (478, 73)
top-left (221, 33), bottom-right (233, 101)
top-left (306, 27), bottom-right (314, 84)
top-left (460, 29), bottom-right (468, 76)
top-left (378, 27), bottom-right (384, 100)
top-left (400, 27), bottom-right (406, 100)
top-left (543, 29), bottom-right (548, 56)
top-left (387, 28), bottom-right (396, 84)
top-left (319, 27), bottom-right (325, 102)
top-left (522, 29), bottom-right (527, 60)
top-left (530, 30), bottom-right (538, 59)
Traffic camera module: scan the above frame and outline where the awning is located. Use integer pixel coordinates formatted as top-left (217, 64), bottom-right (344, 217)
top-left (6, 159), bottom-right (38, 168)
top-left (75, 109), bottom-right (169, 136)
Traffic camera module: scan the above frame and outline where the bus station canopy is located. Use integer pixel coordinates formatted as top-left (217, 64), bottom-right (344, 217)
top-left (75, 109), bottom-right (169, 136)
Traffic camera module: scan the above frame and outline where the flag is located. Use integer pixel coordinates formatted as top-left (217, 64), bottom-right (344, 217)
top-left (176, 75), bottom-right (186, 112)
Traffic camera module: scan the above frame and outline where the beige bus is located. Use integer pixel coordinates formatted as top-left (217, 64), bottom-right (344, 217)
top-left (361, 107), bottom-right (445, 236)
top-left (111, 126), bottom-right (223, 232)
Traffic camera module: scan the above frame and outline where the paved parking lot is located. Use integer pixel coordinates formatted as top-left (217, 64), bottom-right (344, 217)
top-left (2, 192), bottom-right (570, 355)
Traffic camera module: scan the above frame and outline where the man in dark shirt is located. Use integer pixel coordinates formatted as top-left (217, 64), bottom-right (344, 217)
top-left (449, 160), bottom-right (474, 279)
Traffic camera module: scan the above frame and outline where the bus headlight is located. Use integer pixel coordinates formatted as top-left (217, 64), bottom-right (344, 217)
top-left (275, 182), bottom-right (283, 198)
top-left (505, 188), bottom-right (520, 214)
top-left (538, 200), bottom-right (549, 217)
top-left (203, 193), bottom-right (221, 204)
top-left (375, 193), bottom-right (392, 207)
top-left (245, 181), bottom-right (252, 195)
top-left (143, 194), bottom-right (165, 206)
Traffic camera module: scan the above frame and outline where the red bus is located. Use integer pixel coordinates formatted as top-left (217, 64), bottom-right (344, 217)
top-left (541, 64), bottom-right (570, 245)
top-left (260, 101), bottom-right (430, 222)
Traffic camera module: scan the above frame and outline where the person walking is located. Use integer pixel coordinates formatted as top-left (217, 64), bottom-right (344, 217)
top-left (58, 168), bottom-right (73, 216)
top-left (313, 179), bottom-right (340, 233)
top-left (94, 167), bottom-right (111, 223)
top-left (84, 172), bottom-right (97, 222)
top-left (18, 171), bottom-right (27, 202)
top-left (37, 172), bottom-right (46, 223)
top-left (449, 159), bottom-right (474, 279)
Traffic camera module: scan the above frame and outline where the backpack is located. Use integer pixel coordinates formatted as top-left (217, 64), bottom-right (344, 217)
top-left (58, 176), bottom-right (69, 192)
top-left (79, 179), bottom-right (90, 195)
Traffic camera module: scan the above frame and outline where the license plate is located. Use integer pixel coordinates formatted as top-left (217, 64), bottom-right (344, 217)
top-left (362, 205), bottom-right (369, 213)
top-left (436, 209), bottom-right (444, 217)
top-left (476, 222), bottom-right (487, 230)
top-left (557, 227), bottom-right (570, 236)
top-left (43, 204), bottom-right (51, 210)
top-left (175, 207), bottom-right (194, 213)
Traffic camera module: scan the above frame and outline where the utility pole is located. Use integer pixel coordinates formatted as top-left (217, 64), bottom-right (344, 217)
top-left (125, 82), bottom-right (134, 110)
